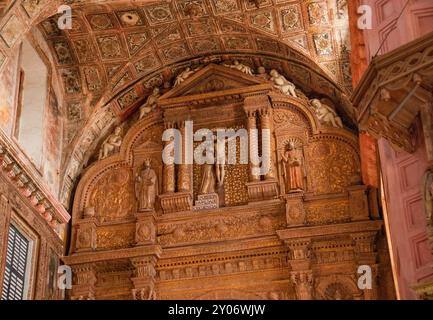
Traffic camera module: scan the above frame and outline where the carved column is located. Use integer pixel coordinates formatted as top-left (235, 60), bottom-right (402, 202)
top-left (286, 239), bottom-right (314, 300)
top-left (130, 255), bottom-right (158, 300)
top-left (259, 106), bottom-right (275, 180)
top-left (177, 120), bottom-right (192, 193)
top-left (70, 263), bottom-right (97, 300)
top-left (246, 109), bottom-right (260, 182)
top-left (163, 121), bottom-right (176, 194)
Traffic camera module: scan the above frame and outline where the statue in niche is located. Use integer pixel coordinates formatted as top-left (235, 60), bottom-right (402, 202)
top-left (310, 99), bottom-right (344, 128)
top-left (281, 141), bottom-right (305, 192)
top-left (135, 159), bottom-right (158, 211)
top-left (224, 60), bottom-right (254, 75)
top-left (174, 67), bottom-right (196, 86)
top-left (269, 69), bottom-right (298, 98)
top-left (99, 126), bottom-right (122, 160)
top-left (139, 88), bottom-right (160, 119)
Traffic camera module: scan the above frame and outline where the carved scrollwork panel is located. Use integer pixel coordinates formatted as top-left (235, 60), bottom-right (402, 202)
top-left (88, 166), bottom-right (135, 222)
top-left (305, 139), bottom-right (361, 195)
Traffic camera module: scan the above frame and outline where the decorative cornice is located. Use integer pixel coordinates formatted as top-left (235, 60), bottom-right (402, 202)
top-left (0, 131), bottom-right (70, 238)
top-left (277, 220), bottom-right (383, 241)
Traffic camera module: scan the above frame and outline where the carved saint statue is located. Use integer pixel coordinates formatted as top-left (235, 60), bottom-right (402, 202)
top-left (99, 126), bottom-right (122, 160)
top-left (310, 99), bottom-right (343, 128)
top-left (174, 67), bottom-right (196, 86)
top-left (135, 159), bottom-right (158, 211)
top-left (224, 60), bottom-right (254, 75)
top-left (269, 69), bottom-right (298, 98)
top-left (281, 141), bottom-right (304, 192)
top-left (139, 88), bottom-right (161, 119)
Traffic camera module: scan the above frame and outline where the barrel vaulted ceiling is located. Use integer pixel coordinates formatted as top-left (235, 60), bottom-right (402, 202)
top-left (0, 0), bottom-right (352, 205)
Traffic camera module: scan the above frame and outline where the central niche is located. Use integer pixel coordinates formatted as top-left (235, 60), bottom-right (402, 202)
top-left (192, 124), bottom-right (250, 209)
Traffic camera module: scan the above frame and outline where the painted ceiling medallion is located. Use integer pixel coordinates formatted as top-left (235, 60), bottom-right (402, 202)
top-left (313, 33), bottom-right (333, 56)
top-left (250, 11), bottom-right (275, 33)
top-left (145, 4), bottom-right (174, 25)
top-left (308, 2), bottom-right (329, 25)
top-left (280, 6), bottom-right (302, 32)
top-left (97, 35), bottom-right (123, 59)
top-left (88, 14), bottom-right (114, 30)
top-left (127, 32), bottom-right (148, 55)
top-left (178, 0), bottom-right (208, 18)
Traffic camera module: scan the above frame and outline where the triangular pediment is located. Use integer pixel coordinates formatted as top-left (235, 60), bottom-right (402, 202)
top-left (160, 63), bottom-right (267, 100)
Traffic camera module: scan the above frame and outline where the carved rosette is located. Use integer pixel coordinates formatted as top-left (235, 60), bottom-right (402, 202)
top-left (135, 212), bottom-right (156, 246)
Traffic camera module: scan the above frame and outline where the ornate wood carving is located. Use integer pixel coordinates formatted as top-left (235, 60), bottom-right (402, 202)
top-left (64, 63), bottom-right (393, 300)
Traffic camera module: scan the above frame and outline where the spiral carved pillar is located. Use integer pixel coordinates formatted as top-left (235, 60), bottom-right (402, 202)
top-left (163, 121), bottom-right (176, 194)
top-left (246, 110), bottom-right (260, 182)
top-left (259, 106), bottom-right (275, 180)
top-left (176, 120), bottom-right (192, 193)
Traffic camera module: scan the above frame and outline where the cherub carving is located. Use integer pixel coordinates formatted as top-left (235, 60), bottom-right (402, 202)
top-left (174, 67), bottom-right (196, 86)
top-left (224, 60), bottom-right (254, 75)
top-left (98, 126), bottom-right (122, 160)
top-left (139, 87), bottom-right (160, 119)
top-left (310, 99), bottom-right (343, 128)
top-left (269, 69), bottom-right (297, 98)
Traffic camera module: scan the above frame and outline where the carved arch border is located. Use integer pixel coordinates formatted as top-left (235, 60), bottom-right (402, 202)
top-left (315, 274), bottom-right (362, 300)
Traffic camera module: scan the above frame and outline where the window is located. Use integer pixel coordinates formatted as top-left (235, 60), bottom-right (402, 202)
top-left (1, 224), bottom-right (33, 300)
top-left (14, 39), bottom-right (48, 167)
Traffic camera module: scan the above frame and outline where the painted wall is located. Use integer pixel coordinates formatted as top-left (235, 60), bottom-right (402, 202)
top-left (350, 0), bottom-right (433, 299)
top-left (0, 30), bottom-right (64, 197)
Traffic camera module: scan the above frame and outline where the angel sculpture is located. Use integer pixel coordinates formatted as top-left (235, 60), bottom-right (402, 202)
top-left (98, 126), bottom-right (122, 160)
top-left (174, 67), bottom-right (196, 86)
top-left (224, 60), bottom-right (254, 76)
top-left (310, 99), bottom-right (343, 128)
top-left (139, 87), bottom-right (161, 119)
top-left (269, 69), bottom-right (297, 98)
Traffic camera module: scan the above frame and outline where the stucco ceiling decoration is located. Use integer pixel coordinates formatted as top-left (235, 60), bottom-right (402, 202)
top-left (33, 0), bottom-right (352, 103)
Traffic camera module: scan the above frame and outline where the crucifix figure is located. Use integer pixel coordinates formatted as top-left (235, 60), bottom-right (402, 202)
top-left (199, 134), bottom-right (237, 194)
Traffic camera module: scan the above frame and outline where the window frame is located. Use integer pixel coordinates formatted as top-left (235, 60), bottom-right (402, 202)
top-left (1, 212), bottom-right (39, 300)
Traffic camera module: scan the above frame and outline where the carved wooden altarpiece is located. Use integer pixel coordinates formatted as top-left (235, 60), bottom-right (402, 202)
top-left (64, 64), bottom-right (394, 300)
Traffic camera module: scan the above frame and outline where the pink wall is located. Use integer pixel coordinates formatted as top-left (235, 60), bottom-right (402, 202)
top-left (360, 0), bottom-right (433, 299)
top-left (363, 0), bottom-right (433, 58)
top-left (379, 124), bottom-right (433, 299)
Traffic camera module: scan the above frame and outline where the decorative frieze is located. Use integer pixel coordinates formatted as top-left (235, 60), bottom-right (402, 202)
top-left (0, 137), bottom-right (70, 238)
